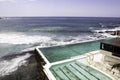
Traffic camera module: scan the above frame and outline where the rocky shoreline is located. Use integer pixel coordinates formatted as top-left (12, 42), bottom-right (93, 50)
top-left (0, 50), bottom-right (41, 80)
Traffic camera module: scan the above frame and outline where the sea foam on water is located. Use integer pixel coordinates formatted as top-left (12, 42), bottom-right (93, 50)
top-left (0, 53), bottom-right (31, 76)
top-left (0, 32), bottom-right (52, 45)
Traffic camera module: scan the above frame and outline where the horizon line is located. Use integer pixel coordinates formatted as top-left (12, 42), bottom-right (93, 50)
top-left (1, 16), bottom-right (120, 18)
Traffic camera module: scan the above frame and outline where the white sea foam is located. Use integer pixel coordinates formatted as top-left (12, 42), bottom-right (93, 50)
top-left (0, 53), bottom-right (31, 76)
top-left (0, 32), bottom-right (52, 45)
top-left (0, 31), bottom-right (116, 49)
top-left (93, 27), bottom-right (120, 33)
top-left (91, 26), bottom-right (120, 38)
top-left (0, 32), bottom-right (89, 46)
top-left (0, 33), bottom-right (80, 46)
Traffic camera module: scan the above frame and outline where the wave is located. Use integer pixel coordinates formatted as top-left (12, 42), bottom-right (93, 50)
top-left (0, 32), bottom-right (52, 45)
top-left (93, 27), bottom-right (120, 33)
top-left (29, 28), bottom-right (93, 33)
top-left (0, 53), bottom-right (31, 76)
top-left (0, 31), bottom-right (115, 46)
top-left (91, 27), bottom-right (120, 38)
top-left (0, 32), bottom-right (93, 46)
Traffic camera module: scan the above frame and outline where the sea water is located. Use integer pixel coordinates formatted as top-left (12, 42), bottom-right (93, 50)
top-left (0, 17), bottom-right (120, 76)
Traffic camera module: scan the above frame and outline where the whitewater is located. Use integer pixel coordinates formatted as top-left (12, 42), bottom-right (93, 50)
top-left (0, 53), bottom-right (31, 77)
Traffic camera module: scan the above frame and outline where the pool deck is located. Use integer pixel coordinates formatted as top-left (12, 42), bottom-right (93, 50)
top-left (87, 50), bottom-right (120, 80)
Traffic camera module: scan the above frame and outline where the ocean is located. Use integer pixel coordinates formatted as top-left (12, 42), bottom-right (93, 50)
top-left (0, 17), bottom-right (120, 77)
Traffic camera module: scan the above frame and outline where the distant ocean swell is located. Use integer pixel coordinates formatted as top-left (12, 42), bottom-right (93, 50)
top-left (29, 28), bottom-right (94, 33)
top-left (24, 24), bottom-right (120, 33)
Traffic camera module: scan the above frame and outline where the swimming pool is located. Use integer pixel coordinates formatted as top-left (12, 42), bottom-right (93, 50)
top-left (50, 61), bottom-right (111, 80)
top-left (39, 40), bottom-right (102, 63)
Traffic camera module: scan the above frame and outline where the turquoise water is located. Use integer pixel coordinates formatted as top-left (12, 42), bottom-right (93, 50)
top-left (39, 40), bottom-right (102, 62)
top-left (50, 61), bottom-right (111, 80)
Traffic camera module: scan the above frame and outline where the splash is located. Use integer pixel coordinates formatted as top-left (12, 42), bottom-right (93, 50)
top-left (93, 27), bottom-right (120, 33)
top-left (0, 31), bottom-right (114, 47)
top-left (0, 32), bottom-right (52, 45)
top-left (0, 53), bottom-right (31, 76)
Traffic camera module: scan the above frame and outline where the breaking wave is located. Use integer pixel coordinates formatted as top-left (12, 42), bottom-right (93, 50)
top-left (29, 28), bottom-right (93, 33)
top-left (93, 27), bottom-right (120, 33)
top-left (0, 32), bottom-right (107, 47)
top-left (0, 30), bottom-right (116, 47)
top-left (0, 53), bottom-right (31, 76)
top-left (0, 32), bottom-right (52, 45)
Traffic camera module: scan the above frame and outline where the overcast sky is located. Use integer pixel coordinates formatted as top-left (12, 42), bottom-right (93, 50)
top-left (0, 0), bottom-right (120, 17)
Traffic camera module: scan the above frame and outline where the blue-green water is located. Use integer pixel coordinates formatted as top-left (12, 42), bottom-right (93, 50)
top-left (39, 40), bottom-right (102, 62)
top-left (50, 61), bottom-right (111, 80)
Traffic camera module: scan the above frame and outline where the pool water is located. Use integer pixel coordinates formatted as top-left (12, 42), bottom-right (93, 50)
top-left (50, 61), bottom-right (112, 80)
top-left (39, 40), bottom-right (102, 63)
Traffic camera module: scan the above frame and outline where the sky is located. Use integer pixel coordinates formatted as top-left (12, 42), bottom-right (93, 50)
top-left (0, 0), bottom-right (120, 17)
